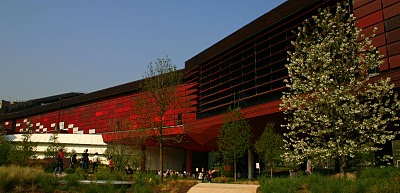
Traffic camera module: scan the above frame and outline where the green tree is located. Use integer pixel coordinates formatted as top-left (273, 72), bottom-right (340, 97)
top-left (254, 122), bottom-right (284, 179)
top-left (44, 130), bottom-right (66, 158)
top-left (0, 124), bottom-right (12, 166)
top-left (280, 2), bottom-right (400, 174)
top-left (217, 107), bottom-right (252, 182)
top-left (134, 57), bottom-right (186, 181)
top-left (9, 122), bottom-right (38, 166)
top-left (104, 118), bottom-right (145, 171)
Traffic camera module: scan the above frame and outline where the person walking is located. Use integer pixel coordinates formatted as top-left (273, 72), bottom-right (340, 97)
top-left (125, 164), bottom-right (134, 180)
top-left (54, 148), bottom-right (64, 175)
top-left (70, 150), bottom-right (77, 168)
top-left (82, 149), bottom-right (89, 171)
top-left (109, 156), bottom-right (115, 173)
top-left (92, 152), bottom-right (99, 173)
top-left (198, 167), bottom-right (205, 182)
top-left (306, 156), bottom-right (313, 175)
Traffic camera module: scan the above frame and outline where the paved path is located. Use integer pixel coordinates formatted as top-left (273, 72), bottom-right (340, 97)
top-left (187, 183), bottom-right (259, 193)
top-left (59, 179), bottom-right (134, 185)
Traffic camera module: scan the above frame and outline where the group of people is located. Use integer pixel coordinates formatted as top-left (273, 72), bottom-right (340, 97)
top-left (53, 148), bottom-right (100, 174)
top-left (198, 167), bottom-right (217, 183)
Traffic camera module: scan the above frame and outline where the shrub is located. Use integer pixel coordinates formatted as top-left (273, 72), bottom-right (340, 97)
top-left (65, 167), bottom-right (75, 174)
top-left (84, 182), bottom-right (115, 193)
top-left (35, 173), bottom-right (58, 193)
top-left (64, 174), bottom-right (83, 189)
top-left (44, 162), bottom-right (56, 173)
top-left (0, 165), bottom-right (56, 192)
top-left (95, 169), bottom-right (125, 181)
top-left (259, 177), bottom-right (301, 193)
top-left (131, 185), bottom-right (153, 193)
top-left (75, 167), bottom-right (89, 180)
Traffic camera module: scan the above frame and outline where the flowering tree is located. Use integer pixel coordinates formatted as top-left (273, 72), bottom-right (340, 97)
top-left (280, 2), bottom-right (400, 174)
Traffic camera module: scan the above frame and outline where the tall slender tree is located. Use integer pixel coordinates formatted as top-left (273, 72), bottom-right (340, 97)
top-left (134, 57), bottom-right (186, 181)
top-left (217, 107), bottom-right (252, 182)
top-left (254, 122), bottom-right (284, 179)
top-left (280, 2), bottom-right (400, 174)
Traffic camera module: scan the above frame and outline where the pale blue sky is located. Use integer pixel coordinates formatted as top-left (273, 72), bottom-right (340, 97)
top-left (0, 0), bottom-right (286, 101)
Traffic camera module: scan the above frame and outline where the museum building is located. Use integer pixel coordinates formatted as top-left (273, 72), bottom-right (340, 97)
top-left (1, 0), bottom-right (400, 177)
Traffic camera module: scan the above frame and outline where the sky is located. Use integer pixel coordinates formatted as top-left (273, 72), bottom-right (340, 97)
top-left (0, 0), bottom-right (286, 101)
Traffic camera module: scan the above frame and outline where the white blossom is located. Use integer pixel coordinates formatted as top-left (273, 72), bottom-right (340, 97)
top-left (280, 2), bottom-right (400, 172)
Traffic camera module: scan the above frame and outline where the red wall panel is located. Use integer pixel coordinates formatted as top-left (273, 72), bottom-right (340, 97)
top-left (383, 1), bottom-right (400, 19)
top-left (354, 0), bottom-right (375, 9)
top-left (354, 0), bottom-right (382, 18)
top-left (357, 11), bottom-right (384, 29)
top-left (383, 0), bottom-right (400, 7)
top-left (390, 54), bottom-right (400, 68)
top-left (2, 83), bottom-right (197, 136)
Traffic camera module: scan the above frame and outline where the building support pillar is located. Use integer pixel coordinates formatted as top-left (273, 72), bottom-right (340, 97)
top-left (248, 149), bottom-right (254, 179)
top-left (186, 149), bottom-right (192, 174)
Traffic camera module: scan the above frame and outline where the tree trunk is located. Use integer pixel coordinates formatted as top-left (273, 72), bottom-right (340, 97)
top-left (340, 155), bottom-right (347, 176)
top-left (234, 154), bottom-right (237, 182)
top-left (141, 146), bottom-right (146, 172)
top-left (269, 160), bottom-right (273, 179)
top-left (160, 142), bottom-right (163, 181)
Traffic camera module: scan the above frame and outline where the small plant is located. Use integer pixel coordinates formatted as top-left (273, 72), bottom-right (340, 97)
top-left (36, 173), bottom-right (58, 193)
top-left (44, 162), bottom-right (57, 173)
top-left (64, 174), bottom-right (83, 189)
top-left (65, 167), bottom-right (75, 174)
top-left (75, 167), bottom-right (89, 180)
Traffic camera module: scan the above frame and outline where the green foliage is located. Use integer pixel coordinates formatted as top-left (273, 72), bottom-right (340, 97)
top-left (44, 162), bottom-right (57, 173)
top-left (217, 106), bottom-right (252, 181)
top-left (259, 167), bottom-right (400, 193)
top-left (0, 166), bottom-right (57, 193)
top-left (96, 169), bottom-right (126, 181)
top-left (104, 143), bottom-right (142, 172)
top-left (44, 130), bottom-right (66, 158)
top-left (84, 182), bottom-right (116, 193)
top-left (64, 174), bottom-right (83, 189)
top-left (259, 176), bottom-right (301, 193)
top-left (135, 57), bottom-right (186, 181)
top-left (131, 172), bottom-right (160, 193)
top-left (281, 1), bottom-right (400, 173)
top-left (8, 126), bottom-right (38, 166)
top-left (36, 173), bottom-right (59, 193)
top-left (255, 122), bottom-right (284, 178)
top-left (0, 125), bottom-right (12, 166)
top-left (75, 167), bottom-right (89, 180)
top-left (65, 167), bottom-right (75, 174)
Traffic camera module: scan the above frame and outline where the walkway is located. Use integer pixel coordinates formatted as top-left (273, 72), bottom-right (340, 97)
top-left (187, 183), bottom-right (259, 193)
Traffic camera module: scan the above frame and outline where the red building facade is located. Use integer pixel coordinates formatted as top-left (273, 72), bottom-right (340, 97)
top-left (1, 0), bottom-right (400, 174)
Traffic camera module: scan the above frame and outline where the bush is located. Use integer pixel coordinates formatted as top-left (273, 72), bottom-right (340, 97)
top-left (65, 167), bottom-right (75, 174)
top-left (75, 167), bottom-right (89, 180)
top-left (95, 169), bottom-right (125, 181)
top-left (44, 162), bottom-right (56, 173)
top-left (84, 182), bottom-right (115, 193)
top-left (0, 165), bottom-right (56, 193)
top-left (64, 174), bottom-right (83, 189)
top-left (259, 177), bottom-right (301, 193)
top-left (131, 185), bottom-right (153, 193)
top-left (36, 173), bottom-right (59, 193)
